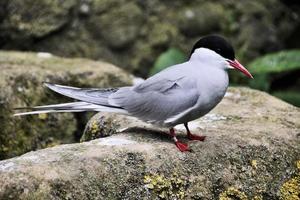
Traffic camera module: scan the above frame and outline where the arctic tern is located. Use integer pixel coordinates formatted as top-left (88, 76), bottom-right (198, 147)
top-left (15, 35), bottom-right (253, 152)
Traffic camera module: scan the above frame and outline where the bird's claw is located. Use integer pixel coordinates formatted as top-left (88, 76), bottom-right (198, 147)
top-left (187, 133), bottom-right (206, 141)
top-left (175, 141), bottom-right (190, 152)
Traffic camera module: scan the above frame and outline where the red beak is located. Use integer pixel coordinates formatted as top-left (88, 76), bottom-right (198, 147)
top-left (228, 59), bottom-right (253, 79)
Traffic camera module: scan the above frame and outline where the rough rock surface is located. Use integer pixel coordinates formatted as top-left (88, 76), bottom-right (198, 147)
top-left (0, 87), bottom-right (299, 199)
top-left (0, 51), bottom-right (132, 160)
top-left (0, 0), bottom-right (299, 76)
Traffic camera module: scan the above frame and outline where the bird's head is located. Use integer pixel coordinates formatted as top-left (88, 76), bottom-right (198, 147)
top-left (190, 35), bottom-right (253, 79)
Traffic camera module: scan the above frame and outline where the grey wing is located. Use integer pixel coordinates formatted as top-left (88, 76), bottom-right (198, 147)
top-left (133, 76), bottom-right (185, 93)
top-left (109, 76), bottom-right (199, 124)
top-left (133, 63), bottom-right (186, 93)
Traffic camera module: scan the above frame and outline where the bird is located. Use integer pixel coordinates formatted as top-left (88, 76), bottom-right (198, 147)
top-left (14, 35), bottom-right (253, 152)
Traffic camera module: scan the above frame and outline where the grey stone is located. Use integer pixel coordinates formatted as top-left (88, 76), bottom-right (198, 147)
top-left (0, 51), bottom-right (132, 160)
top-left (0, 87), bottom-right (298, 199)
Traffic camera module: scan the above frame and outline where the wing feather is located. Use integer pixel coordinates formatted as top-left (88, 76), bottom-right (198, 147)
top-left (14, 101), bottom-right (128, 116)
top-left (43, 83), bottom-right (120, 107)
top-left (109, 76), bottom-right (199, 124)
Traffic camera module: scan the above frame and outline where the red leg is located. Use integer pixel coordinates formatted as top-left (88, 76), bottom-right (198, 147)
top-left (169, 128), bottom-right (190, 152)
top-left (184, 123), bottom-right (206, 141)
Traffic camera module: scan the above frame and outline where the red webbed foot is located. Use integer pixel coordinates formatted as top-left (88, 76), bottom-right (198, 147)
top-left (175, 141), bottom-right (190, 152)
top-left (169, 127), bottom-right (191, 152)
top-left (184, 122), bottom-right (206, 141)
top-left (187, 133), bottom-right (206, 141)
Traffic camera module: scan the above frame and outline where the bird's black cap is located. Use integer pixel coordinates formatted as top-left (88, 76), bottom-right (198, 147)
top-left (190, 35), bottom-right (235, 61)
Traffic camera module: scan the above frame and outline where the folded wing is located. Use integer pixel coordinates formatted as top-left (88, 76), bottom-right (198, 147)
top-left (109, 76), bottom-right (199, 124)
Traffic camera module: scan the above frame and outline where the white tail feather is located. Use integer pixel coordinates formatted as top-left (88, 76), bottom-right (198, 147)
top-left (14, 102), bottom-right (128, 116)
top-left (14, 109), bottom-right (85, 116)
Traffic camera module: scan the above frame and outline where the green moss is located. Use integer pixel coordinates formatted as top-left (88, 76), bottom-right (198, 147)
top-left (90, 1), bottom-right (143, 49)
top-left (3, 0), bottom-right (76, 39)
top-left (0, 0), bottom-right (297, 78)
top-left (147, 21), bottom-right (178, 47)
top-left (33, 25), bottom-right (108, 60)
top-left (80, 114), bottom-right (119, 142)
top-left (177, 3), bottom-right (226, 36)
top-left (0, 51), bottom-right (131, 160)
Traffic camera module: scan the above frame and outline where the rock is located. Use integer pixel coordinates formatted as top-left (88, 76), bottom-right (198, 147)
top-left (80, 113), bottom-right (121, 142)
top-left (81, 113), bottom-right (151, 142)
top-left (234, 1), bottom-right (282, 61)
top-left (0, 0), bottom-right (299, 76)
top-left (0, 87), bottom-right (299, 199)
top-left (89, 1), bottom-right (144, 49)
top-left (0, 51), bottom-right (132, 160)
top-left (0, 0), bottom-right (76, 45)
top-left (178, 3), bottom-right (225, 37)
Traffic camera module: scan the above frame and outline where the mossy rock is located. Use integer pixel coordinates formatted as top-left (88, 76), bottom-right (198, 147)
top-left (80, 113), bottom-right (120, 142)
top-left (1, 0), bottom-right (298, 77)
top-left (1, 0), bottom-right (76, 42)
top-left (89, 1), bottom-right (144, 49)
top-left (0, 87), bottom-right (299, 199)
top-left (0, 51), bottom-right (132, 160)
top-left (81, 112), bottom-right (150, 142)
top-left (177, 3), bottom-right (226, 37)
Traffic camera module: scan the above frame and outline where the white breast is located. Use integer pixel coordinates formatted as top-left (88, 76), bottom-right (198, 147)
top-left (164, 53), bottom-right (229, 126)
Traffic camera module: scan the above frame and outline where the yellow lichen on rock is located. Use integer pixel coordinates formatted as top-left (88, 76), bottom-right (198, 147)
top-left (296, 160), bottom-right (300, 170)
top-left (251, 160), bottom-right (258, 169)
top-left (280, 176), bottom-right (300, 200)
top-left (38, 113), bottom-right (48, 120)
top-left (90, 121), bottom-right (99, 134)
top-left (279, 160), bottom-right (300, 200)
top-left (219, 187), bottom-right (248, 200)
top-left (143, 173), bottom-right (187, 199)
top-left (253, 195), bottom-right (263, 200)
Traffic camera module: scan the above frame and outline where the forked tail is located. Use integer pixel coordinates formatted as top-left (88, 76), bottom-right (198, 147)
top-left (14, 83), bottom-right (128, 116)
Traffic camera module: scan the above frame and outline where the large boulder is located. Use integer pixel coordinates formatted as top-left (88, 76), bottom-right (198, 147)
top-left (0, 51), bottom-right (132, 160)
top-left (0, 0), bottom-right (76, 41)
top-left (0, 87), bottom-right (299, 199)
top-left (0, 0), bottom-right (299, 76)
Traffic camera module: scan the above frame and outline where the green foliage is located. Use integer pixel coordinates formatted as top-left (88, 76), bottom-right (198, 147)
top-left (247, 50), bottom-right (300, 107)
top-left (248, 74), bottom-right (270, 91)
top-left (249, 50), bottom-right (300, 74)
top-left (272, 91), bottom-right (300, 107)
top-left (150, 48), bottom-right (186, 75)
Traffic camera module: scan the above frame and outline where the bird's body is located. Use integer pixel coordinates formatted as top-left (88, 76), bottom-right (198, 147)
top-left (111, 48), bottom-right (229, 127)
top-left (15, 35), bottom-right (253, 152)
